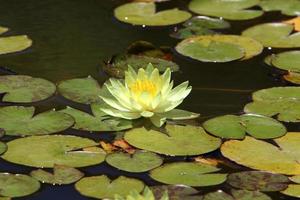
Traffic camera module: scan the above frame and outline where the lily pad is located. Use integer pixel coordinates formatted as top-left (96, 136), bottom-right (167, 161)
top-left (2, 135), bottom-right (106, 168)
top-left (242, 23), bottom-right (300, 48)
top-left (60, 104), bottom-right (133, 132)
top-left (244, 87), bottom-right (300, 122)
top-left (202, 189), bottom-right (272, 200)
top-left (265, 51), bottom-right (300, 73)
top-left (227, 171), bottom-right (289, 191)
top-left (58, 76), bottom-right (102, 104)
top-left (188, 0), bottom-right (263, 20)
top-left (0, 106), bottom-right (74, 136)
top-left (103, 55), bottom-right (179, 78)
top-left (0, 35), bottom-right (32, 55)
top-left (203, 114), bottom-right (286, 139)
top-left (150, 162), bottom-right (227, 187)
top-left (221, 133), bottom-right (300, 175)
top-left (284, 72), bottom-right (300, 84)
top-left (75, 175), bottom-right (144, 199)
top-left (0, 142), bottom-right (6, 155)
top-left (0, 26), bottom-right (8, 35)
top-left (151, 185), bottom-right (199, 200)
top-left (281, 184), bottom-right (300, 198)
top-left (124, 125), bottom-right (221, 156)
top-left (114, 2), bottom-right (191, 26)
top-left (105, 151), bottom-right (163, 172)
top-left (30, 164), bottom-right (84, 185)
top-left (0, 173), bottom-right (40, 198)
top-left (0, 75), bottom-right (56, 103)
top-left (259, 0), bottom-right (300, 16)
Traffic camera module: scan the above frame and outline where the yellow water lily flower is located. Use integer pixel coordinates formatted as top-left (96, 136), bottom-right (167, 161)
top-left (99, 63), bottom-right (194, 127)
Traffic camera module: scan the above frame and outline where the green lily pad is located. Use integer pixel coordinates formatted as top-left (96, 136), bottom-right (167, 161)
top-left (0, 26), bottom-right (8, 35)
top-left (203, 114), bottom-right (286, 139)
top-left (290, 175), bottom-right (300, 184)
top-left (58, 76), bottom-right (103, 104)
top-left (221, 132), bottom-right (300, 175)
top-left (124, 125), bottom-right (221, 156)
top-left (150, 162), bottom-right (227, 187)
top-left (202, 189), bottom-right (272, 200)
top-left (103, 55), bottom-right (179, 78)
top-left (0, 142), bottom-right (6, 155)
top-left (30, 164), bottom-right (84, 185)
top-left (176, 39), bottom-right (244, 63)
top-left (284, 72), bottom-right (300, 85)
top-left (281, 184), bottom-right (300, 198)
top-left (0, 35), bottom-right (32, 55)
top-left (75, 175), bottom-right (144, 199)
top-left (60, 104), bottom-right (133, 132)
top-left (114, 2), bottom-right (191, 26)
top-left (151, 185), bottom-right (199, 200)
top-left (0, 75), bottom-right (56, 103)
top-left (106, 151), bottom-right (163, 173)
top-left (227, 171), bottom-right (289, 191)
top-left (265, 51), bottom-right (300, 73)
top-left (242, 23), bottom-right (300, 48)
top-left (244, 87), bottom-right (300, 122)
top-left (2, 135), bottom-right (106, 168)
top-left (0, 106), bottom-right (74, 136)
top-left (259, 0), bottom-right (300, 16)
top-left (0, 173), bottom-right (40, 198)
top-left (188, 0), bottom-right (263, 20)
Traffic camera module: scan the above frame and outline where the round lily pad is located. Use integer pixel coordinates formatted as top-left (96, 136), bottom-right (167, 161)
top-left (244, 87), bottom-right (300, 122)
top-left (176, 39), bottom-right (244, 63)
top-left (0, 142), bottom-right (7, 155)
top-left (188, 0), bottom-right (263, 20)
top-left (284, 72), bottom-right (300, 85)
top-left (124, 125), bottom-right (221, 156)
top-left (75, 175), bottom-right (144, 199)
top-left (58, 76), bottom-right (103, 104)
top-left (105, 151), bottom-right (163, 172)
top-left (281, 184), bottom-right (300, 198)
top-left (202, 189), bottom-right (272, 200)
top-left (227, 171), bottom-right (289, 192)
top-left (259, 0), bottom-right (300, 16)
top-left (0, 173), bottom-right (40, 198)
top-left (30, 164), bottom-right (84, 185)
top-left (0, 106), bottom-right (74, 136)
top-left (221, 133), bottom-right (300, 175)
top-left (114, 2), bottom-right (191, 26)
top-left (203, 114), bottom-right (286, 139)
top-left (0, 75), bottom-right (56, 103)
top-left (266, 51), bottom-right (300, 73)
top-left (242, 23), bottom-right (300, 48)
top-left (60, 104), bottom-right (133, 132)
top-left (151, 185), bottom-right (199, 200)
top-left (0, 26), bottom-right (8, 35)
top-left (150, 162), bottom-right (227, 187)
top-left (2, 135), bottom-right (106, 168)
top-left (0, 35), bottom-right (32, 55)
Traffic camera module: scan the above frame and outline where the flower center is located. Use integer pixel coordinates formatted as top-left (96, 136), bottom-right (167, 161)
top-left (130, 79), bottom-right (157, 97)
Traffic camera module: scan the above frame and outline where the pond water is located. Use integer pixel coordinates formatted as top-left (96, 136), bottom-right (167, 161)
top-left (0, 0), bottom-right (299, 199)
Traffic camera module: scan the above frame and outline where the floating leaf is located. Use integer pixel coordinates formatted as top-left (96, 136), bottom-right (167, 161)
top-left (284, 72), bottom-right (300, 84)
top-left (227, 171), bottom-right (289, 191)
top-left (259, 0), bottom-right (300, 16)
top-left (58, 76), bottom-right (102, 104)
top-left (203, 114), bottom-right (286, 139)
top-left (242, 23), bottom-right (300, 48)
top-left (151, 185), bottom-right (199, 200)
top-left (60, 104), bottom-right (133, 132)
top-left (106, 151), bottom-right (163, 172)
top-left (0, 106), bottom-right (74, 136)
top-left (2, 135), bottom-right (106, 168)
top-left (244, 87), bottom-right (300, 122)
top-left (150, 162), bottom-right (227, 187)
top-left (0, 75), bottom-right (56, 103)
top-left (281, 184), bottom-right (300, 198)
top-left (0, 26), bottom-right (8, 35)
top-left (75, 175), bottom-right (144, 199)
top-left (290, 175), bottom-right (300, 184)
top-left (265, 51), bottom-right (300, 73)
top-left (114, 2), bottom-right (191, 26)
top-left (0, 35), bottom-right (32, 55)
top-left (30, 164), bottom-right (84, 185)
top-left (103, 55), bottom-right (179, 78)
top-left (188, 0), bottom-right (263, 20)
top-left (125, 125), bottom-right (221, 156)
top-left (0, 142), bottom-right (6, 155)
top-left (221, 133), bottom-right (300, 175)
top-left (202, 189), bottom-right (272, 200)
top-left (284, 17), bottom-right (300, 32)
top-left (0, 173), bottom-right (40, 198)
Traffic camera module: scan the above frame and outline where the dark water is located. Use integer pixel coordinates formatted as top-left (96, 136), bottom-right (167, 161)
top-left (0, 0), bottom-right (297, 199)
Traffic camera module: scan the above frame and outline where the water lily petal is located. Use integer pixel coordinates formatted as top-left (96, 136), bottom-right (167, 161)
top-left (100, 105), bottom-right (141, 119)
top-left (141, 111), bottom-right (154, 118)
top-left (99, 95), bottom-right (130, 112)
top-left (150, 114), bottom-right (167, 127)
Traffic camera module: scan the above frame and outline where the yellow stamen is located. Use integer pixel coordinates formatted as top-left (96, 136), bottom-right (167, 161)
top-left (130, 79), bottom-right (157, 97)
